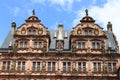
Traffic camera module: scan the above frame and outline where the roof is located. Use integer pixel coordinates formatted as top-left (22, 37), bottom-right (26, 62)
top-left (0, 29), bottom-right (118, 54)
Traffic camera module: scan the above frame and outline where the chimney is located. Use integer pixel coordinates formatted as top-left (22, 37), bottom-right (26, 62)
top-left (57, 24), bottom-right (63, 40)
top-left (11, 21), bottom-right (16, 34)
top-left (107, 21), bottom-right (112, 32)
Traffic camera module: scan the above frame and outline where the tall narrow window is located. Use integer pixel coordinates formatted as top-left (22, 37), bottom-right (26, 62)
top-left (17, 62), bottom-right (21, 71)
top-left (63, 62), bottom-right (66, 72)
top-left (38, 42), bottom-right (42, 48)
top-left (78, 42), bottom-right (81, 48)
top-left (108, 63), bottom-right (112, 72)
top-left (82, 42), bottom-right (85, 49)
top-left (33, 30), bottom-right (36, 35)
top-left (78, 62), bottom-right (81, 72)
top-left (20, 42), bottom-right (23, 48)
top-left (68, 62), bottom-right (71, 72)
top-left (93, 62), bottom-right (97, 72)
top-left (113, 63), bottom-right (116, 73)
top-left (28, 30), bottom-right (31, 35)
top-left (89, 30), bottom-right (92, 35)
top-left (48, 62), bottom-right (51, 71)
top-left (52, 62), bottom-right (56, 71)
top-left (92, 42), bottom-right (95, 49)
top-left (37, 62), bottom-right (40, 71)
top-left (97, 42), bottom-right (100, 49)
top-left (34, 42), bottom-right (37, 48)
top-left (32, 62), bottom-right (36, 71)
top-left (83, 62), bottom-right (86, 72)
top-left (22, 62), bottom-right (25, 71)
top-left (98, 62), bottom-right (101, 72)
top-left (2, 61), bottom-right (6, 71)
top-left (24, 42), bottom-right (28, 48)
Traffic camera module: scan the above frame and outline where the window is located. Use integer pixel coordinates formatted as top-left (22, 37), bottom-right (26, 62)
top-left (2, 61), bottom-right (11, 71)
top-left (78, 62), bottom-right (86, 72)
top-left (63, 62), bottom-right (71, 72)
top-left (32, 62), bottom-right (41, 71)
top-left (19, 41), bottom-right (28, 48)
top-left (84, 30), bottom-right (92, 35)
top-left (77, 41), bottom-right (86, 49)
top-left (92, 42), bottom-right (100, 49)
top-left (108, 62), bottom-right (116, 73)
top-left (47, 62), bottom-right (56, 72)
top-left (17, 61), bottom-right (26, 71)
top-left (34, 42), bottom-right (42, 48)
top-left (113, 63), bottom-right (116, 73)
top-left (28, 29), bottom-right (36, 35)
top-left (93, 62), bottom-right (101, 72)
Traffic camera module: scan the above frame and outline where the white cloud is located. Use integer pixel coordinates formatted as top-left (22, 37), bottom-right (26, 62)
top-left (9, 7), bottom-right (20, 16)
top-left (31, 0), bottom-right (81, 11)
top-left (73, 0), bottom-right (120, 47)
top-left (31, 0), bottom-right (46, 5)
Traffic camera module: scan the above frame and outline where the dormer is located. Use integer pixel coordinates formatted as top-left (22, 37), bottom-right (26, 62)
top-left (13, 10), bottom-right (50, 53)
top-left (70, 9), bottom-right (107, 54)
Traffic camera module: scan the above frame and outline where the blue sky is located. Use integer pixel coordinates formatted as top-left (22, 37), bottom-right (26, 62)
top-left (0, 0), bottom-right (120, 49)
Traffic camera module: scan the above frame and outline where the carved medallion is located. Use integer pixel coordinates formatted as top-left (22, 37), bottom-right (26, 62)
top-left (21, 27), bottom-right (26, 34)
top-left (38, 28), bottom-right (43, 35)
top-left (77, 28), bottom-right (82, 35)
top-left (94, 29), bottom-right (99, 35)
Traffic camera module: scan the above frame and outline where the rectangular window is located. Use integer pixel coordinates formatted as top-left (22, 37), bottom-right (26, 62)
top-left (47, 62), bottom-right (56, 72)
top-left (92, 42), bottom-right (95, 49)
top-left (2, 61), bottom-right (6, 71)
top-left (17, 62), bottom-right (21, 71)
top-left (20, 42), bottom-right (23, 48)
top-left (78, 42), bottom-right (81, 49)
top-left (78, 62), bottom-right (81, 72)
top-left (68, 62), bottom-right (71, 72)
top-left (52, 62), bottom-right (56, 71)
top-left (37, 62), bottom-right (40, 71)
top-left (82, 42), bottom-right (85, 49)
top-left (93, 62), bottom-right (97, 72)
top-left (39, 42), bottom-right (42, 48)
top-left (32, 62), bottom-right (41, 71)
top-left (113, 63), bottom-right (116, 73)
top-left (24, 42), bottom-right (28, 48)
top-left (83, 62), bottom-right (86, 72)
top-left (63, 62), bottom-right (66, 72)
top-left (93, 62), bottom-right (101, 72)
top-left (98, 63), bottom-right (101, 72)
top-left (34, 42), bottom-right (37, 48)
top-left (108, 63), bottom-right (112, 72)
top-left (48, 62), bottom-right (51, 71)
top-left (78, 62), bottom-right (86, 72)
top-left (32, 62), bottom-right (36, 71)
top-left (17, 61), bottom-right (25, 71)
top-left (63, 62), bottom-right (71, 72)
top-left (22, 62), bottom-right (25, 71)
top-left (77, 41), bottom-right (86, 49)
